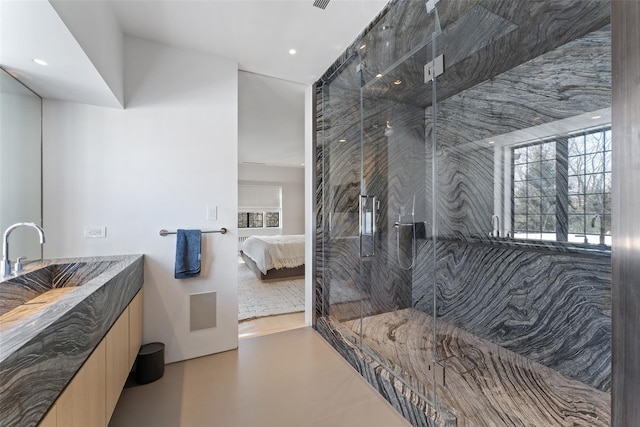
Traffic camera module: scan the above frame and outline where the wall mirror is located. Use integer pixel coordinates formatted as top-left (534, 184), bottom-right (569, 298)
top-left (0, 68), bottom-right (43, 264)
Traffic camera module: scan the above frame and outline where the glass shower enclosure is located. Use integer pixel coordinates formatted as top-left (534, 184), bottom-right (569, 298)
top-left (315, 1), bottom-right (611, 426)
top-left (317, 0), bottom-right (444, 417)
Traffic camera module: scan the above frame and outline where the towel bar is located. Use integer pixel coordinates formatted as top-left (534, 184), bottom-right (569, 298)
top-left (159, 228), bottom-right (227, 237)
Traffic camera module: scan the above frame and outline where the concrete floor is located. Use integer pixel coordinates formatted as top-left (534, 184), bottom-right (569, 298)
top-left (109, 327), bottom-right (409, 427)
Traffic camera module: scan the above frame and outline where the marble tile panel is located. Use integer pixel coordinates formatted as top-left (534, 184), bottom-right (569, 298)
top-left (317, 317), bottom-right (446, 427)
top-left (342, 309), bottom-right (610, 427)
top-left (413, 240), bottom-right (611, 391)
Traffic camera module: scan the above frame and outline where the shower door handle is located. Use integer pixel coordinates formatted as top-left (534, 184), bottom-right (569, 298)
top-left (359, 195), bottom-right (376, 258)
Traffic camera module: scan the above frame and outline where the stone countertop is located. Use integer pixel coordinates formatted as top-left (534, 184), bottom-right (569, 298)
top-left (0, 254), bottom-right (144, 427)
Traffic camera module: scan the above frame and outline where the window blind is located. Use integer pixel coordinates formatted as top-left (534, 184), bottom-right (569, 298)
top-left (238, 185), bottom-right (282, 210)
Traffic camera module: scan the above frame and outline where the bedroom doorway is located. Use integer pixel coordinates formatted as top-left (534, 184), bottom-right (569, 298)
top-left (237, 71), bottom-right (308, 339)
top-left (237, 243), bottom-right (306, 339)
top-left (236, 179), bottom-right (307, 340)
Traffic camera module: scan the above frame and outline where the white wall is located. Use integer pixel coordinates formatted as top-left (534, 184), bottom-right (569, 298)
top-left (238, 71), bottom-right (305, 167)
top-left (42, 36), bottom-right (238, 363)
top-left (50, 0), bottom-right (124, 107)
top-left (304, 85), bottom-right (314, 326)
top-left (238, 164), bottom-right (304, 235)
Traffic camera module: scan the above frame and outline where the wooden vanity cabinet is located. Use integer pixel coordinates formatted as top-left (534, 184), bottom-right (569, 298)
top-left (38, 290), bottom-right (143, 427)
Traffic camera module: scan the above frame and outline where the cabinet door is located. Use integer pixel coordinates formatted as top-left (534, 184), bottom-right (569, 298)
top-left (106, 308), bottom-right (130, 420)
top-left (38, 403), bottom-right (56, 427)
top-left (57, 340), bottom-right (106, 427)
top-left (129, 290), bottom-right (143, 366)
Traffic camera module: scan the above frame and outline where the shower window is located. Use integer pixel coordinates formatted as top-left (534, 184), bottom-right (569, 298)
top-left (567, 128), bottom-right (612, 245)
top-left (513, 140), bottom-right (557, 240)
top-left (510, 126), bottom-right (611, 245)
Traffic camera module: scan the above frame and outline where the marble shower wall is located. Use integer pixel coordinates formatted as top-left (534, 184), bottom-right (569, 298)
top-left (314, 0), bottom-right (613, 424)
top-left (413, 241), bottom-right (611, 391)
top-left (424, 26), bottom-right (611, 240)
top-left (413, 27), bottom-right (612, 391)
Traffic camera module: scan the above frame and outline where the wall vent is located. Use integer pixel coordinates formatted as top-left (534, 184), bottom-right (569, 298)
top-left (313, 0), bottom-right (330, 10)
top-left (190, 292), bottom-right (217, 331)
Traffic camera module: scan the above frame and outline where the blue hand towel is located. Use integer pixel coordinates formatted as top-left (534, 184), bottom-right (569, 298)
top-left (175, 229), bottom-right (201, 279)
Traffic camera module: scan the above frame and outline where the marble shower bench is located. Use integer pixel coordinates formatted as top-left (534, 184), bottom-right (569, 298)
top-left (320, 309), bottom-right (610, 427)
top-left (0, 255), bottom-right (144, 427)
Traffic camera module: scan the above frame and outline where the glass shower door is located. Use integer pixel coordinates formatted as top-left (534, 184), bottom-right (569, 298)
top-left (353, 2), bottom-right (446, 416)
top-left (320, 52), bottom-right (366, 329)
top-left (319, 1), bottom-right (449, 420)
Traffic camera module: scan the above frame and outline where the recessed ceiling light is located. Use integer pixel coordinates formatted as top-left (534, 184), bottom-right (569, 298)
top-left (33, 58), bottom-right (48, 66)
top-left (289, 49), bottom-right (297, 55)
top-left (376, 73), bottom-right (383, 78)
top-left (488, 141), bottom-right (495, 144)
top-left (339, 138), bottom-right (347, 143)
top-left (393, 80), bottom-right (402, 85)
top-left (592, 115), bottom-right (602, 120)
top-left (360, 44), bottom-right (366, 50)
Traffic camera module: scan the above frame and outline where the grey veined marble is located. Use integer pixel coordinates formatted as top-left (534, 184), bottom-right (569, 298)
top-left (0, 255), bottom-right (144, 427)
top-left (340, 309), bottom-right (610, 427)
top-left (314, 0), bottom-right (612, 425)
top-left (413, 240), bottom-right (611, 392)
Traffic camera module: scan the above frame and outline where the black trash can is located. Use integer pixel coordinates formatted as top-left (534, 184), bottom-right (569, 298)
top-left (135, 342), bottom-right (165, 384)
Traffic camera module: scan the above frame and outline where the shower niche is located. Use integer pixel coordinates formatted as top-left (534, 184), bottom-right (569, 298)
top-left (314, 1), bottom-right (612, 426)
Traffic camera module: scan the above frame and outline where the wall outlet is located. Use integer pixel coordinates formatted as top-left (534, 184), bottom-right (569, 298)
top-left (84, 226), bottom-right (106, 238)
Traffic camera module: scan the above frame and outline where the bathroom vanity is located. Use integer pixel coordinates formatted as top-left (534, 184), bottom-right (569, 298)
top-left (0, 255), bottom-right (144, 427)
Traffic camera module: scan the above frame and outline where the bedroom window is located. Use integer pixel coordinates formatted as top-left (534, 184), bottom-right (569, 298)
top-left (265, 212), bottom-right (280, 227)
top-left (237, 211), bottom-right (280, 228)
top-left (238, 185), bottom-right (282, 229)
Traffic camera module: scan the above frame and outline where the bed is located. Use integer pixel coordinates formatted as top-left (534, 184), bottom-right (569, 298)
top-left (240, 235), bottom-right (305, 281)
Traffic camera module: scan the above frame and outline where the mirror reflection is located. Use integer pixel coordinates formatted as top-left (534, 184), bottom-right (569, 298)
top-left (0, 68), bottom-right (43, 264)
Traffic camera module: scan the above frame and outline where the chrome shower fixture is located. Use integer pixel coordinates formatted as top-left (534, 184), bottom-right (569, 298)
top-left (395, 196), bottom-right (416, 270)
top-left (426, 0), bottom-right (440, 13)
top-left (384, 120), bottom-right (394, 137)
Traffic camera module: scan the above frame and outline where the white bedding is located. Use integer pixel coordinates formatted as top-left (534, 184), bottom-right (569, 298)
top-left (241, 235), bottom-right (305, 275)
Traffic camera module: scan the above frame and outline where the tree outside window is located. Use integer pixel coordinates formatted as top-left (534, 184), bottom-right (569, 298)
top-left (512, 127), bottom-right (611, 245)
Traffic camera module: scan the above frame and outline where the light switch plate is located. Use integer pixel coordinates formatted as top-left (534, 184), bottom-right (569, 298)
top-left (206, 205), bottom-right (217, 221)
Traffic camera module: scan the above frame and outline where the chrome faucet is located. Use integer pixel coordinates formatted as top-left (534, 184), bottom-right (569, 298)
top-left (2, 222), bottom-right (46, 276)
top-left (491, 215), bottom-right (500, 238)
top-left (591, 214), bottom-right (606, 245)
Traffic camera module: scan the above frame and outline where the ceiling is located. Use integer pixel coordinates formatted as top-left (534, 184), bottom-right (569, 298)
top-left (0, 0), bottom-right (123, 108)
top-left (110, 0), bottom-right (389, 85)
top-left (0, 0), bottom-right (388, 168)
